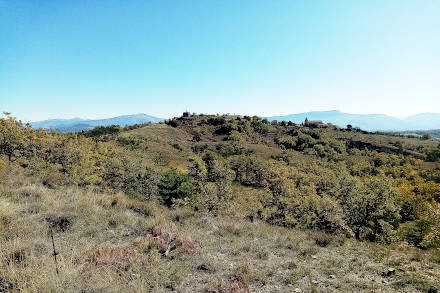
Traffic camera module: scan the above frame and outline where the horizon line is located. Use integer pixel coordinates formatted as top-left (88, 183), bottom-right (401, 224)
top-left (13, 110), bottom-right (438, 123)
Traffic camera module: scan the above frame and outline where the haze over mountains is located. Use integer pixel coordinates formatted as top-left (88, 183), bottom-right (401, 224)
top-left (30, 110), bottom-right (440, 132)
top-left (30, 113), bottom-right (163, 132)
top-left (267, 110), bottom-right (440, 131)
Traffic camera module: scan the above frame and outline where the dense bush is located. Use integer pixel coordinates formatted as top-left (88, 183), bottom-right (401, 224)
top-left (191, 144), bottom-right (208, 153)
top-left (207, 117), bottom-right (226, 126)
top-left (400, 209), bottom-right (440, 249)
top-left (230, 155), bottom-right (266, 187)
top-left (275, 136), bottom-right (297, 150)
top-left (341, 178), bottom-right (401, 243)
top-left (0, 117), bottom-right (30, 161)
top-left (84, 125), bottom-right (122, 138)
top-left (271, 152), bottom-right (293, 164)
top-left (117, 136), bottom-right (142, 149)
top-left (422, 165), bottom-right (440, 183)
top-left (425, 145), bottom-right (440, 162)
top-left (167, 119), bottom-right (181, 127)
top-left (275, 129), bottom-right (343, 159)
top-left (123, 171), bottom-right (159, 200)
top-left (251, 120), bottom-right (269, 134)
top-left (215, 144), bottom-right (253, 157)
top-left (158, 169), bottom-right (195, 207)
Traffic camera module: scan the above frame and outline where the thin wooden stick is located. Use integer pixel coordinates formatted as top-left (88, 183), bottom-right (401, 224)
top-left (50, 227), bottom-right (59, 275)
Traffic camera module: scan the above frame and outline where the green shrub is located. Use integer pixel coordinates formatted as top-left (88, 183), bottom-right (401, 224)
top-left (342, 178), bottom-right (401, 243)
top-left (271, 152), bottom-right (292, 164)
top-left (0, 117), bottom-right (27, 161)
top-left (172, 143), bottom-right (183, 151)
top-left (84, 125), bottom-right (122, 138)
top-left (275, 136), bottom-right (297, 150)
top-left (158, 169), bottom-right (195, 207)
top-left (230, 155), bottom-right (266, 187)
top-left (426, 147), bottom-right (440, 162)
top-left (192, 133), bottom-right (202, 142)
top-left (419, 209), bottom-right (440, 249)
top-left (167, 119), bottom-right (181, 127)
top-left (117, 136), bottom-right (141, 149)
top-left (251, 120), bottom-right (269, 134)
top-left (296, 195), bottom-right (352, 235)
top-left (227, 130), bottom-right (246, 142)
top-left (124, 172), bottom-right (159, 201)
top-left (191, 144), bottom-right (208, 153)
top-left (207, 117), bottom-right (226, 126)
top-left (215, 144), bottom-right (253, 157)
top-left (215, 122), bottom-right (237, 135)
top-left (400, 219), bottom-right (431, 247)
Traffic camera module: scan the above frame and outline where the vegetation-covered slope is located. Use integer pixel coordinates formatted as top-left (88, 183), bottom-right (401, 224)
top-left (1, 113), bottom-right (440, 292)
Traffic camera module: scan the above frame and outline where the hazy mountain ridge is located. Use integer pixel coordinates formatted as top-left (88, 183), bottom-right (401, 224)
top-left (31, 113), bottom-right (164, 132)
top-left (266, 110), bottom-right (440, 131)
top-left (30, 111), bottom-right (440, 132)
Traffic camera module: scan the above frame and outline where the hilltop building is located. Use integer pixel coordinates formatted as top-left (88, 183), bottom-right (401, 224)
top-left (181, 111), bottom-right (193, 120)
top-left (304, 118), bottom-right (327, 128)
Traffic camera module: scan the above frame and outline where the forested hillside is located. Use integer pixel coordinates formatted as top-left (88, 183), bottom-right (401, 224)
top-left (1, 113), bottom-right (440, 292)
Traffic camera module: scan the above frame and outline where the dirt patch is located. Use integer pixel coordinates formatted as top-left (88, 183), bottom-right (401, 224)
top-left (78, 241), bottom-right (138, 271)
top-left (77, 225), bottom-right (197, 272)
top-left (150, 225), bottom-right (197, 256)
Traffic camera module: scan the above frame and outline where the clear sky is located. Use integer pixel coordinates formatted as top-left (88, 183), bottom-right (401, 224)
top-left (1, 0), bottom-right (439, 121)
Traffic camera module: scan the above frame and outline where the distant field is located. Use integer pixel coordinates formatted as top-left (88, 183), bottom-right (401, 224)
top-left (395, 129), bottom-right (440, 140)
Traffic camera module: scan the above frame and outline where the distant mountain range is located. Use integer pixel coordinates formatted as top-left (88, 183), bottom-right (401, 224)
top-left (31, 114), bottom-right (164, 132)
top-left (30, 110), bottom-right (440, 132)
top-left (266, 110), bottom-right (440, 131)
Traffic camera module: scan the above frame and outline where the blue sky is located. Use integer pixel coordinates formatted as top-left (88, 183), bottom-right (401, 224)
top-left (0, 0), bottom-right (439, 121)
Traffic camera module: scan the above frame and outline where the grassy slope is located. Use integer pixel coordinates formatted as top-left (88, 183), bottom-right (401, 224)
top-left (1, 121), bottom-right (440, 292)
top-left (2, 117), bottom-right (440, 292)
top-left (1, 177), bottom-right (439, 292)
top-left (122, 124), bottom-right (195, 169)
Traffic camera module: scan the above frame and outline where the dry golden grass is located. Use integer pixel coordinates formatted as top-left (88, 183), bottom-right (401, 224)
top-left (1, 176), bottom-right (439, 292)
top-left (122, 124), bottom-right (195, 169)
